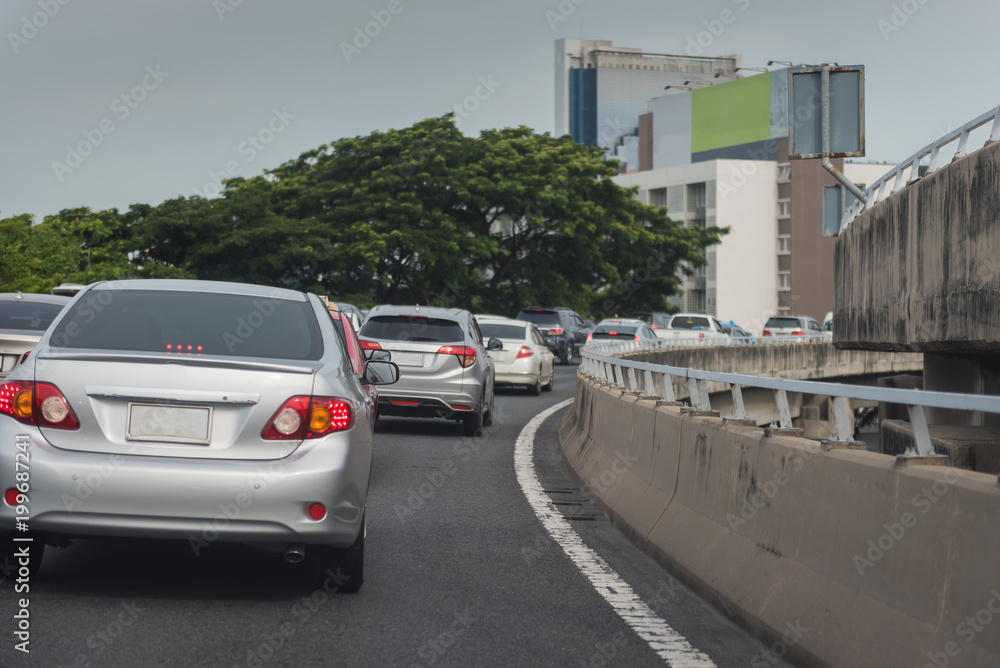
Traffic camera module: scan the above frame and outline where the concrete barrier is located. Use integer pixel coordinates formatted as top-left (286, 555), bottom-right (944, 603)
top-left (560, 375), bottom-right (1000, 668)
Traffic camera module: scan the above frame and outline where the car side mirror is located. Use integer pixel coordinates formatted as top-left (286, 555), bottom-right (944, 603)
top-left (367, 349), bottom-right (391, 362)
top-left (363, 360), bottom-right (399, 385)
top-left (487, 337), bottom-right (503, 351)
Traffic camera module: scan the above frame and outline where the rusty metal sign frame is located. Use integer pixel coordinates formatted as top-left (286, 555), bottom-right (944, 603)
top-left (788, 64), bottom-right (865, 160)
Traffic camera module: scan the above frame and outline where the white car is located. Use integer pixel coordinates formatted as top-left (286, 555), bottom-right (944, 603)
top-left (662, 313), bottom-right (732, 345)
top-left (477, 316), bottom-right (555, 395)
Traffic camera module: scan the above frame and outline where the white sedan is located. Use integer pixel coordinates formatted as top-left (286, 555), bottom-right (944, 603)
top-left (477, 316), bottom-right (555, 395)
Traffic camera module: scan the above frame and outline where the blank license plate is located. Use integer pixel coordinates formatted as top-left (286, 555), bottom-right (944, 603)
top-left (127, 404), bottom-right (212, 444)
top-left (393, 352), bottom-right (424, 366)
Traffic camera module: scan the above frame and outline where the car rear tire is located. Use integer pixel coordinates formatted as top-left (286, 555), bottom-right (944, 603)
top-left (528, 373), bottom-right (542, 396)
top-left (543, 367), bottom-right (554, 392)
top-left (483, 390), bottom-right (494, 427)
top-left (463, 404), bottom-right (484, 437)
top-left (559, 343), bottom-right (572, 365)
top-left (314, 517), bottom-right (364, 593)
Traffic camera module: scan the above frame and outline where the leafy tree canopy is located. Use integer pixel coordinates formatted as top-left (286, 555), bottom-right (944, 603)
top-left (3, 116), bottom-right (726, 317)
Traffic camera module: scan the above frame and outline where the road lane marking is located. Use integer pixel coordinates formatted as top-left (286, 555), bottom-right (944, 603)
top-left (515, 399), bottom-right (716, 668)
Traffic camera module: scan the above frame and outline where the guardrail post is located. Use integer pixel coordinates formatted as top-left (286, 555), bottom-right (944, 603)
top-left (626, 367), bottom-right (639, 393)
top-left (765, 389), bottom-right (803, 437)
top-left (820, 397), bottom-right (866, 450)
top-left (658, 373), bottom-right (680, 405)
top-left (641, 369), bottom-right (658, 399)
top-left (896, 405), bottom-right (949, 465)
top-left (687, 378), bottom-right (702, 410)
top-left (724, 384), bottom-right (756, 426)
top-left (683, 377), bottom-right (719, 417)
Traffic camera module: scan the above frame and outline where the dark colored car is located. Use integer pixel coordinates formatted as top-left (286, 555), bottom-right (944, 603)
top-left (516, 306), bottom-right (589, 364)
top-left (719, 320), bottom-right (756, 344)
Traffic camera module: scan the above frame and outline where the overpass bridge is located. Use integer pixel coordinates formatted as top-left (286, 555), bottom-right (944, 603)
top-left (560, 108), bottom-right (1000, 667)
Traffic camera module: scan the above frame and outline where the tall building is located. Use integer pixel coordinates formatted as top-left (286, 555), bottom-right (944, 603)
top-left (554, 39), bottom-right (741, 170)
top-left (584, 55), bottom-right (893, 328)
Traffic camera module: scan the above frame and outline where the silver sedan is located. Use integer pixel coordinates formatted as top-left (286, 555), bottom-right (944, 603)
top-left (478, 317), bottom-right (555, 395)
top-left (0, 279), bottom-right (398, 591)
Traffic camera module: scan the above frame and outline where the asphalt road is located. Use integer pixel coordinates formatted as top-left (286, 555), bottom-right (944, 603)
top-left (0, 363), bottom-right (793, 668)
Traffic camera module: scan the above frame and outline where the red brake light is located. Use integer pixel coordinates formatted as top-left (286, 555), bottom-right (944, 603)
top-left (792, 330), bottom-right (804, 335)
top-left (0, 381), bottom-right (79, 430)
top-left (262, 396), bottom-right (354, 440)
top-left (516, 346), bottom-right (534, 358)
top-left (587, 333), bottom-right (593, 343)
top-left (634, 335), bottom-right (641, 341)
top-left (4, 488), bottom-right (22, 507)
top-left (699, 332), bottom-right (705, 338)
top-left (609, 331), bottom-right (617, 336)
top-left (360, 340), bottom-right (382, 350)
top-left (762, 330), bottom-right (771, 336)
top-left (548, 328), bottom-right (564, 335)
top-left (438, 345), bottom-right (476, 368)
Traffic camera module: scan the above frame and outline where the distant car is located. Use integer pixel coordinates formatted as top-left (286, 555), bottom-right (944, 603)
top-left (719, 320), bottom-right (756, 344)
top-left (662, 313), bottom-right (732, 345)
top-left (336, 302), bottom-right (365, 331)
top-left (516, 306), bottom-right (589, 365)
top-left (627, 311), bottom-right (673, 333)
top-left (50, 283), bottom-right (86, 297)
top-left (358, 305), bottom-right (500, 436)
top-left (586, 318), bottom-right (659, 343)
top-left (0, 280), bottom-right (399, 590)
top-left (478, 317), bottom-right (555, 395)
top-left (325, 303), bottom-right (387, 421)
top-left (762, 315), bottom-right (830, 340)
top-left (0, 292), bottom-right (71, 381)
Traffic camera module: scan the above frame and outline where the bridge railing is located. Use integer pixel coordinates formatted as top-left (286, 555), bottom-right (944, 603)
top-left (841, 105), bottom-right (1000, 232)
top-left (581, 340), bottom-right (1000, 461)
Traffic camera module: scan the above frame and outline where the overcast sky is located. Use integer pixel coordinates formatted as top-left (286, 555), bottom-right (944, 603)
top-left (2, 0), bottom-right (997, 221)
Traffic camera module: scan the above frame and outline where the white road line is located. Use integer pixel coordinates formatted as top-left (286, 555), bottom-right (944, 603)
top-left (515, 399), bottom-right (716, 668)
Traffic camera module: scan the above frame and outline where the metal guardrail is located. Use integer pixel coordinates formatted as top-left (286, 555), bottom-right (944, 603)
top-left (598, 334), bottom-right (832, 348)
top-left (581, 340), bottom-right (1000, 462)
top-left (841, 105), bottom-right (1000, 232)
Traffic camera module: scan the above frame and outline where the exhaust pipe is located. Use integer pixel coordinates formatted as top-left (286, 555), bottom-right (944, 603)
top-left (284, 545), bottom-right (307, 563)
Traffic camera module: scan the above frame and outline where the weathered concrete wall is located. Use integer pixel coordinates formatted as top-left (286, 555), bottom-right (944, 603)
top-left (560, 376), bottom-right (1000, 668)
top-left (834, 140), bottom-right (1000, 353)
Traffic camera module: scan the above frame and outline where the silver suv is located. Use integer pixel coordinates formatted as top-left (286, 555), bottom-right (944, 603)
top-left (358, 306), bottom-right (500, 436)
top-left (762, 315), bottom-right (830, 341)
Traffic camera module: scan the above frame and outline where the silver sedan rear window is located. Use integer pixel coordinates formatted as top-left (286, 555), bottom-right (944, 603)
top-left (49, 290), bottom-right (323, 360)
